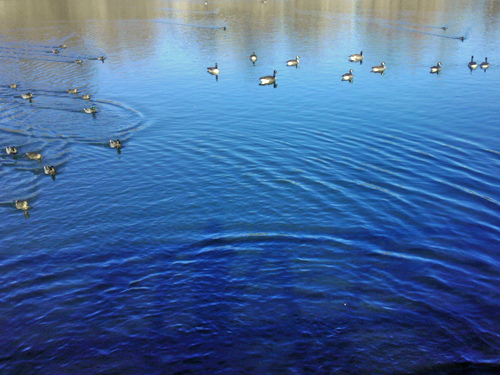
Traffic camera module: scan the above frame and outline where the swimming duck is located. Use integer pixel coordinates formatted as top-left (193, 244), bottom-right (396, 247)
top-left (75, 59), bottom-right (83, 64)
top-left (468, 56), bottom-right (478, 69)
top-left (21, 93), bottom-right (33, 100)
top-left (342, 69), bottom-right (354, 81)
top-left (15, 200), bottom-right (29, 210)
top-left (26, 152), bottom-right (43, 160)
top-left (458, 36), bottom-right (465, 41)
top-left (371, 62), bottom-right (386, 73)
top-left (205, 1), bottom-right (208, 5)
top-left (250, 52), bottom-right (258, 64)
top-left (84, 106), bottom-right (98, 114)
top-left (349, 51), bottom-right (363, 62)
top-left (430, 62), bottom-right (442, 73)
top-left (67, 88), bottom-right (78, 94)
top-left (10, 83), bottom-right (18, 89)
top-left (259, 70), bottom-right (277, 85)
top-left (286, 56), bottom-right (300, 66)
top-left (6, 146), bottom-right (18, 155)
top-left (480, 57), bottom-right (490, 70)
top-left (81, 94), bottom-right (91, 100)
top-left (110, 139), bottom-right (122, 149)
top-left (44, 165), bottom-right (56, 175)
top-left (59, 44), bottom-right (67, 49)
top-left (97, 56), bottom-right (106, 62)
top-left (52, 49), bottom-right (59, 54)
top-left (207, 62), bottom-right (219, 75)
top-left (441, 26), bottom-right (447, 30)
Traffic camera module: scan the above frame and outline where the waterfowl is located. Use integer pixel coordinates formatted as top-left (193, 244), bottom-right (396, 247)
top-left (480, 57), bottom-right (490, 70)
top-left (15, 200), bottom-right (29, 210)
top-left (250, 52), bottom-right (258, 63)
top-left (52, 48), bottom-right (59, 54)
top-left (286, 56), bottom-right (300, 66)
top-left (259, 70), bottom-right (277, 85)
top-left (44, 165), bottom-right (56, 175)
top-left (67, 88), bottom-right (78, 94)
top-left (349, 51), bottom-right (363, 62)
top-left (430, 62), bottom-right (442, 73)
top-left (84, 106), bottom-right (98, 114)
top-left (441, 26), bottom-right (447, 30)
top-left (26, 152), bottom-right (42, 160)
top-left (75, 59), bottom-right (83, 64)
top-left (458, 36), bottom-right (465, 41)
top-left (110, 139), bottom-right (122, 149)
top-left (207, 62), bottom-right (219, 75)
top-left (81, 94), bottom-right (91, 100)
top-left (21, 93), bottom-right (33, 100)
top-left (6, 146), bottom-right (18, 155)
top-left (468, 56), bottom-right (478, 69)
top-left (342, 69), bottom-right (354, 81)
top-left (371, 62), bottom-right (386, 73)
top-left (97, 56), bottom-right (106, 61)
top-left (59, 44), bottom-right (67, 49)
top-left (10, 83), bottom-right (18, 89)
top-left (205, 1), bottom-right (208, 5)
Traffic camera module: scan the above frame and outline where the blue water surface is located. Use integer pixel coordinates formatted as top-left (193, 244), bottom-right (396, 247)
top-left (1, 0), bottom-right (499, 373)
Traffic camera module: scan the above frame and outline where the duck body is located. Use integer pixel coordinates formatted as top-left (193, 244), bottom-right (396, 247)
top-left (430, 62), bottom-right (442, 73)
top-left (97, 56), bottom-right (106, 61)
top-left (342, 69), bottom-right (354, 81)
top-left (44, 165), bottom-right (56, 175)
top-left (286, 56), bottom-right (300, 66)
top-left (10, 83), bottom-right (18, 89)
top-left (75, 59), bottom-right (83, 64)
top-left (26, 152), bottom-right (43, 160)
top-left (6, 146), bottom-right (18, 155)
top-left (52, 48), bottom-right (59, 54)
top-left (259, 70), bottom-right (277, 85)
top-left (21, 93), bottom-right (33, 100)
top-left (110, 139), bottom-right (122, 149)
top-left (67, 88), bottom-right (78, 94)
top-left (207, 62), bottom-right (219, 75)
top-left (59, 44), bottom-right (67, 49)
top-left (16, 200), bottom-right (29, 210)
top-left (468, 56), bottom-right (478, 69)
top-left (81, 94), bottom-right (91, 100)
top-left (480, 57), bottom-right (490, 70)
top-left (371, 62), bottom-right (386, 73)
top-left (250, 52), bottom-right (258, 63)
top-left (84, 106), bottom-right (98, 114)
top-left (349, 51), bottom-right (363, 62)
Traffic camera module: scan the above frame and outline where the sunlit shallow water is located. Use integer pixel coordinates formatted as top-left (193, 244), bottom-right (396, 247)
top-left (1, 0), bottom-right (499, 373)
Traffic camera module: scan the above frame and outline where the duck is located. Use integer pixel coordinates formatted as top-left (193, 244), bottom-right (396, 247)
top-left (81, 94), bottom-right (91, 100)
top-left (6, 146), bottom-right (18, 155)
top-left (97, 56), bottom-right (106, 61)
top-left (21, 92), bottom-right (33, 100)
top-left (250, 52), bottom-right (258, 64)
top-left (480, 57), bottom-right (490, 70)
top-left (259, 70), bottom-right (277, 85)
top-left (441, 26), bottom-right (447, 30)
top-left (349, 51), bottom-right (363, 62)
top-left (84, 106), bottom-right (98, 114)
top-left (110, 139), bottom-right (122, 149)
top-left (207, 62), bottom-right (219, 75)
top-left (52, 48), bottom-right (59, 54)
top-left (342, 69), bottom-right (354, 81)
top-left (26, 152), bottom-right (43, 160)
top-left (458, 36), bottom-right (465, 41)
top-left (286, 56), bottom-right (300, 66)
top-left (44, 165), bottom-right (56, 175)
top-left (59, 44), bottom-right (67, 49)
top-left (15, 200), bottom-right (29, 210)
top-left (468, 56), bottom-right (478, 69)
top-left (205, 1), bottom-right (208, 5)
top-left (75, 59), bottom-right (83, 64)
top-left (430, 62), bottom-right (442, 73)
top-left (67, 88), bottom-right (78, 94)
top-left (10, 83), bottom-right (18, 89)
top-left (371, 62), bottom-right (386, 73)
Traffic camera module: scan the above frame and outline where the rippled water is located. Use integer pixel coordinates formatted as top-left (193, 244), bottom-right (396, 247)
top-left (1, 0), bottom-right (500, 373)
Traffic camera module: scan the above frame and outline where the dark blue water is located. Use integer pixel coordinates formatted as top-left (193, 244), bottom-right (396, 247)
top-left (1, 0), bottom-right (499, 373)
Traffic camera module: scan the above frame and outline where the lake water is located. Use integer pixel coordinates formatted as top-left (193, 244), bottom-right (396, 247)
top-left (1, 0), bottom-right (499, 373)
